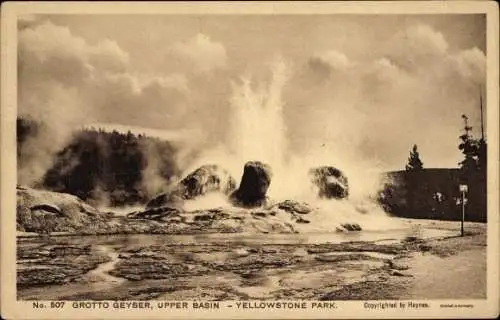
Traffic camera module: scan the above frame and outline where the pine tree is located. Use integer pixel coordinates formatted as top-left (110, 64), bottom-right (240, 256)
top-left (458, 113), bottom-right (487, 221)
top-left (404, 144), bottom-right (424, 216)
top-left (458, 114), bottom-right (479, 175)
top-left (406, 144), bottom-right (424, 171)
top-left (477, 138), bottom-right (487, 172)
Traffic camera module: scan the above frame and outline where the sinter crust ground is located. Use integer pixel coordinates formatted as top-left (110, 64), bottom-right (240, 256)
top-left (17, 220), bottom-right (486, 301)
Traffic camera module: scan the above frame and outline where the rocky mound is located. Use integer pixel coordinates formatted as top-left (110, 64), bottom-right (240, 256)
top-left (146, 164), bottom-right (237, 209)
top-left (16, 185), bottom-right (110, 233)
top-left (275, 200), bottom-right (312, 214)
top-left (336, 223), bottom-right (362, 232)
top-left (230, 161), bottom-right (272, 208)
top-left (125, 205), bottom-right (296, 233)
top-left (127, 206), bottom-right (183, 221)
top-left (309, 166), bottom-right (349, 199)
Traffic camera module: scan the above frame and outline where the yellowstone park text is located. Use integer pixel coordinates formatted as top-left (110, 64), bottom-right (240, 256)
top-left (33, 301), bottom-right (343, 310)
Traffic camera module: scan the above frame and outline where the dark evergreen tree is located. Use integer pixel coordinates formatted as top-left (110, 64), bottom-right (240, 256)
top-left (476, 138), bottom-right (487, 173)
top-left (458, 114), bottom-right (479, 175)
top-left (458, 114), bottom-right (487, 222)
top-left (404, 144), bottom-right (425, 216)
top-left (405, 144), bottom-right (424, 171)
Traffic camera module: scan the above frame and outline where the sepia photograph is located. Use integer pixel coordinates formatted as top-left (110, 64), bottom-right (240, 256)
top-left (1, 1), bottom-right (499, 319)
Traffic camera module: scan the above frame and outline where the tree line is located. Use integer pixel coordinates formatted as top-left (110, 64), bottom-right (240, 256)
top-left (380, 113), bottom-right (487, 222)
top-left (17, 117), bottom-right (179, 206)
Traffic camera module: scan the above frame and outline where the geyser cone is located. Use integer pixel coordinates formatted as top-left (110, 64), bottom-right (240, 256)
top-left (146, 164), bottom-right (237, 209)
top-left (230, 161), bottom-right (272, 208)
top-left (309, 166), bottom-right (349, 199)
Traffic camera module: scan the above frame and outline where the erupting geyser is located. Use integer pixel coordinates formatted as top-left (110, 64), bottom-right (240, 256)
top-left (227, 57), bottom-right (289, 173)
top-left (146, 56), bottom-right (403, 232)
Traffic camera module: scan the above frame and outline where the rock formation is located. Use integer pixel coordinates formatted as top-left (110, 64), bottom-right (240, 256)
top-left (336, 223), bottom-right (362, 232)
top-left (179, 164), bottom-right (237, 199)
top-left (16, 185), bottom-right (107, 233)
top-left (145, 193), bottom-right (173, 209)
top-left (230, 161), bottom-right (272, 208)
top-left (309, 166), bottom-right (349, 199)
top-left (275, 200), bottom-right (312, 214)
top-left (146, 164), bottom-right (237, 209)
top-left (127, 206), bottom-right (182, 221)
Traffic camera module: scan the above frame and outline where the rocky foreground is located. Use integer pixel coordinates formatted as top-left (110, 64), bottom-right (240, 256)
top-left (17, 220), bottom-right (486, 300)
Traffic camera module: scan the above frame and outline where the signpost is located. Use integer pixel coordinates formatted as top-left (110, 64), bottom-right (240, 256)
top-left (459, 184), bottom-right (468, 236)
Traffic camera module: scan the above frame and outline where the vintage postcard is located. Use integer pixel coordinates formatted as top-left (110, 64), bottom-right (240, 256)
top-left (1, 1), bottom-right (499, 319)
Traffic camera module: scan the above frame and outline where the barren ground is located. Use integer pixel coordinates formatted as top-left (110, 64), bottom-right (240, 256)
top-left (17, 219), bottom-right (486, 301)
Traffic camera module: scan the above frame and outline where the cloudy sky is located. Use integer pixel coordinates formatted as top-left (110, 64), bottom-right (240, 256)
top-left (18, 14), bottom-right (486, 171)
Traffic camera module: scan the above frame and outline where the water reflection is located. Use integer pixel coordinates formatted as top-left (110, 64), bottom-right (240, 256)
top-left (18, 226), bottom-right (458, 247)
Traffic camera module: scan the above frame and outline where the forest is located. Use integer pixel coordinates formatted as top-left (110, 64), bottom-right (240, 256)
top-left (17, 117), bottom-right (179, 206)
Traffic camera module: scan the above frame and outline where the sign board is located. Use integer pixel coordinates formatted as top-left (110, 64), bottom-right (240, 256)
top-left (459, 184), bottom-right (468, 193)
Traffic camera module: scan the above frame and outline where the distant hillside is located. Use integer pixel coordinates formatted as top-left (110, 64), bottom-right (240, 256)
top-left (17, 118), bottom-right (180, 206)
top-left (380, 168), bottom-right (486, 222)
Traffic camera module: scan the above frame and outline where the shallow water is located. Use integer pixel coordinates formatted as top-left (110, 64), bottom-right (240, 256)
top-left (17, 225), bottom-right (459, 247)
top-left (16, 224), bottom-right (463, 301)
top-left (86, 245), bottom-right (126, 284)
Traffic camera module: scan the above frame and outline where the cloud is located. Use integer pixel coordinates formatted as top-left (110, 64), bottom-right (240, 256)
top-left (386, 24), bottom-right (449, 71)
top-left (19, 23), bottom-right (233, 134)
top-left (81, 72), bottom-right (190, 129)
top-left (405, 24), bottom-right (449, 56)
top-left (310, 50), bottom-right (353, 71)
top-left (306, 50), bottom-right (354, 84)
top-left (170, 33), bottom-right (228, 73)
top-left (19, 22), bottom-right (92, 87)
top-left (18, 14), bottom-right (42, 30)
top-left (452, 47), bottom-right (486, 84)
top-left (286, 23), bottom-right (486, 170)
top-left (18, 20), bottom-right (192, 130)
top-left (88, 39), bottom-right (130, 73)
top-left (19, 21), bottom-right (129, 76)
top-left (17, 20), bottom-right (198, 185)
top-left (18, 20), bottom-right (131, 118)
